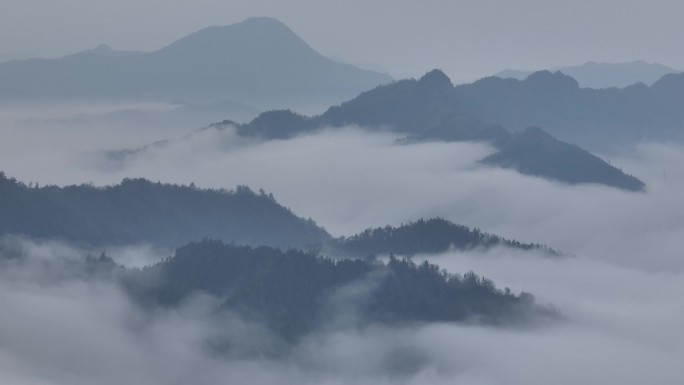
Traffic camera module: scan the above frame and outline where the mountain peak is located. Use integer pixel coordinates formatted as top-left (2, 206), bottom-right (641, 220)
top-left (87, 43), bottom-right (141, 57)
top-left (522, 126), bottom-right (551, 136)
top-left (240, 16), bottom-right (287, 26)
top-left (418, 69), bottom-right (453, 90)
top-left (230, 16), bottom-right (295, 35)
top-left (92, 44), bottom-right (113, 53)
top-left (160, 16), bottom-right (306, 56)
top-left (525, 70), bottom-right (579, 90)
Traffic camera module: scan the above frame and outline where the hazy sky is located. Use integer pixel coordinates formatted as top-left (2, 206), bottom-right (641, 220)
top-left (1, 0), bottom-right (683, 82)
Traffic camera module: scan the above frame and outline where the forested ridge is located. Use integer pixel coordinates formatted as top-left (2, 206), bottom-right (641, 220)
top-left (129, 240), bottom-right (554, 340)
top-left (0, 172), bottom-right (558, 255)
top-left (330, 218), bottom-right (557, 257)
top-left (0, 172), bottom-right (329, 249)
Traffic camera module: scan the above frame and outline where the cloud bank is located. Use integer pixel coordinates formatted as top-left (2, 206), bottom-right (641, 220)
top-left (1, 105), bottom-right (683, 383)
top-left (1, 239), bottom-right (682, 384)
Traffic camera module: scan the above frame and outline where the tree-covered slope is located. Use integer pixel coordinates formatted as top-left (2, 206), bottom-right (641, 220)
top-left (329, 218), bottom-right (557, 257)
top-left (0, 172), bottom-right (329, 248)
top-left (133, 240), bottom-right (553, 340)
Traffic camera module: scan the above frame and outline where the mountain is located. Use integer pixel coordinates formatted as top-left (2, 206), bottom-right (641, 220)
top-left (327, 218), bottom-right (557, 257)
top-left (234, 69), bottom-right (645, 191)
top-left (496, 61), bottom-right (681, 88)
top-left (0, 17), bottom-right (392, 110)
top-left (0, 172), bottom-right (329, 249)
top-left (236, 69), bottom-right (510, 145)
top-left (454, 70), bottom-right (684, 151)
top-left (131, 240), bottom-right (554, 340)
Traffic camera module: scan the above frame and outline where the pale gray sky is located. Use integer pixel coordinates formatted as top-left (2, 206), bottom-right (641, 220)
top-left (1, 0), bottom-right (683, 82)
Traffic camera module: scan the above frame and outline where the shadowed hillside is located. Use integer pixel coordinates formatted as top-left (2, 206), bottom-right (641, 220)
top-left (0, 172), bottom-right (330, 249)
top-left (130, 240), bottom-right (555, 340)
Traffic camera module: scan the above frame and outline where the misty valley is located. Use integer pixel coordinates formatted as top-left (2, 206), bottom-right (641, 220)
top-left (1, 14), bottom-right (683, 385)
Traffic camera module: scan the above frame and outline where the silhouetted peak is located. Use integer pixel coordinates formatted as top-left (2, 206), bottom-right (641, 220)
top-left (91, 44), bottom-right (113, 54)
top-left (511, 127), bottom-right (557, 145)
top-left (87, 43), bottom-right (141, 57)
top-left (525, 70), bottom-right (579, 90)
top-left (229, 16), bottom-right (296, 37)
top-left (239, 16), bottom-right (288, 28)
top-left (251, 109), bottom-right (306, 125)
top-left (418, 69), bottom-right (453, 91)
top-left (160, 16), bottom-right (307, 56)
top-left (521, 126), bottom-right (552, 138)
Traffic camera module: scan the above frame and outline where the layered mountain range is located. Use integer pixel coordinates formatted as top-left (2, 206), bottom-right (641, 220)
top-left (0, 172), bottom-right (554, 257)
top-left (455, 70), bottom-right (684, 151)
top-left (496, 61), bottom-right (680, 89)
top-left (230, 69), bottom-right (646, 191)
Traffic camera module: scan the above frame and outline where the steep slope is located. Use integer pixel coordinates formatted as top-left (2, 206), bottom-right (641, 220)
top-left (456, 70), bottom-right (684, 150)
top-left (0, 172), bottom-right (330, 249)
top-left (132, 240), bottom-right (553, 340)
top-left (0, 17), bottom-right (392, 108)
top-left (235, 69), bottom-right (644, 191)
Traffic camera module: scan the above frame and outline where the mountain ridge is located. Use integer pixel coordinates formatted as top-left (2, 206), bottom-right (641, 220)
top-left (0, 171), bottom-right (330, 249)
top-left (455, 70), bottom-right (684, 150)
top-left (495, 60), bottom-right (681, 88)
top-left (233, 69), bottom-right (645, 191)
top-left (0, 171), bottom-right (559, 254)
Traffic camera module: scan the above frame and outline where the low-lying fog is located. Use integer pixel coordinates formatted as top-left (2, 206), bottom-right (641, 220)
top-left (1, 104), bottom-right (682, 384)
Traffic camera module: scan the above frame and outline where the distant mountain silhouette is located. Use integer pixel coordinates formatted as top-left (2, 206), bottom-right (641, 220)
top-left (0, 17), bottom-right (392, 109)
top-left (496, 61), bottom-right (681, 88)
top-left (131, 240), bottom-right (554, 340)
top-left (455, 70), bottom-right (684, 150)
top-left (234, 69), bottom-right (508, 144)
top-left (234, 69), bottom-right (645, 191)
top-left (86, 44), bottom-right (143, 57)
top-left (0, 172), bottom-right (329, 249)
